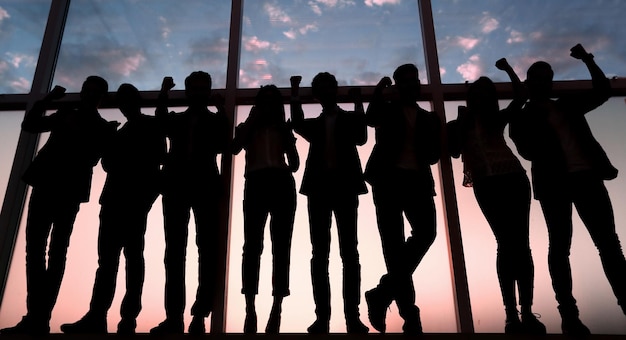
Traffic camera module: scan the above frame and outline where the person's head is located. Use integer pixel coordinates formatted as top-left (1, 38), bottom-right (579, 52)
top-left (80, 75), bottom-right (108, 108)
top-left (526, 61), bottom-right (553, 100)
top-left (467, 76), bottom-right (499, 114)
top-left (255, 84), bottom-right (285, 123)
top-left (184, 71), bottom-right (212, 107)
top-left (311, 72), bottom-right (338, 107)
top-left (393, 63), bottom-right (420, 102)
top-left (116, 83), bottom-right (142, 119)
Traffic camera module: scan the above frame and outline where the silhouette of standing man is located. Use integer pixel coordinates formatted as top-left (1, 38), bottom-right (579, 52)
top-left (0, 76), bottom-right (117, 335)
top-left (290, 73), bottom-right (369, 334)
top-left (510, 44), bottom-right (626, 335)
top-left (60, 83), bottom-right (166, 334)
top-left (364, 64), bottom-right (441, 335)
top-left (150, 73), bottom-right (229, 334)
top-left (233, 85), bottom-right (299, 334)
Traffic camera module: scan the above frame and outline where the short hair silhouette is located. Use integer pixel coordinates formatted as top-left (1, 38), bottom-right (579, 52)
top-left (311, 72), bottom-right (338, 98)
top-left (85, 75), bottom-right (109, 95)
top-left (393, 63), bottom-right (419, 82)
top-left (185, 71), bottom-right (212, 89)
top-left (116, 83), bottom-right (142, 103)
top-left (526, 61), bottom-right (554, 81)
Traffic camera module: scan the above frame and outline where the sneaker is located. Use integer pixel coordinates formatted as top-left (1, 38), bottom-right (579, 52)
top-left (0, 315), bottom-right (50, 335)
top-left (265, 310), bottom-right (281, 334)
top-left (60, 313), bottom-right (107, 334)
top-left (522, 312), bottom-right (547, 335)
top-left (243, 310), bottom-right (257, 334)
top-left (307, 318), bottom-right (329, 334)
top-left (365, 287), bottom-right (392, 333)
top-left (562, 316), bottom-right (591, 336)
top-left (117, 318), bottom-right (136, 334)
top-left (150, 318), bottom-right (184, 334)
top-left (188, 316), bottom-right (206, 334)
top-left (402, 306), bottom-right (423, 335)
top-left (346, 317), bottom-right (369, 334)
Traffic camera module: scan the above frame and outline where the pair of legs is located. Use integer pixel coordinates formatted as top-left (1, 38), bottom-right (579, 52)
top-left (61, 193), bottom-right (157, 334)
top-left (473, 173), bottom-right (544, 333)
top-left (0, 187), bottom-right (80, 335)
top-left (368, 169), bottom-right (436, 334)
top-left (153, 185), bottom-right (220, 334)
top-left (306, 189), bottom-right (367, 333)
top-left (241, 170), bottom-right (296, 333)
top-left (539, 171), bottom-right (626, 331)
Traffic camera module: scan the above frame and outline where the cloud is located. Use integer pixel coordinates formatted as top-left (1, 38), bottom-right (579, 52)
top-left (264, 3), bottom-right (292, 25)
top-left (283, 30), bottom-right (297, 40)
top-left (507, 30), bottom-right (525, 44)
top-left (456, 36), bottom-right (480, 51)
top-left (299, 24), bottom-right (318, 35)
top-left (110, 53), bottom-right (146, 77)
top-left (10, 77), bottom-right (30, 92)
top-left (480, 14), bottom-right (499, 34)
top-left (0, 6), bottom-right (9, 22)
top-left (456, 54), bottom-right (483, 81)
top-left (6, 53), bottom-right (35, 68)
top-left (243, 36), bottom-right (281, 53)
top-left (158, 16), bottom-right (171, 40)
top-left (364, 0), bottom-right (401, 7)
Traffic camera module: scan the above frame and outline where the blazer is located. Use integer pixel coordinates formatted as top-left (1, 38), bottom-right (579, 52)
top-left (364, 97), bottom-right (441, 192)
top-left (291, 101), bottom-right (368, 196)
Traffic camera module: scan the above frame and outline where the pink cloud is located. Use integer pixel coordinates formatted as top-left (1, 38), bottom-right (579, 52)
top-left (299, 24), bottom-right (318, 35)
top-left (480, 14), bottom-right (499, 34)
top-left (110, 53), bottom-right (146, 77)
top-left (0, 6), bottom-right (10, 22)
top-left (7, 53), bottom-right (35, 68)
top-left (243, 36), bottom-right (281, 53)
top-left (10, 77), bottom-right (30, 92)
top-left (507, 30), bottom-right (525, 44)
top-left (264, 3), bottom-right (292, 25)
top-left (456, 54), bottom-right (483, 81)
top-left (456, 36), bottom-right (480, 51)
top-left (364, 0), bottom-right (401, 6)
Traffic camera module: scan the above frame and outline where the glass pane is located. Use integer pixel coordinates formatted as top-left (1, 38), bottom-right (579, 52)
top-left (226, 103), bottom-right (456, 333)
top-left (54, 0), bottom-right (231, 92)
top-left (447, 97), bottom-right (626, 334)
top-left (0, 1), bottom-right (51, 93)
top-left (0, 112), bottom-right (23, 203)
top-left (432, 0), bottom-right (626, 83)
top-left (0, 107), bottom-right (214, 333)
top-left (239, 1), bottom-right (427, 88)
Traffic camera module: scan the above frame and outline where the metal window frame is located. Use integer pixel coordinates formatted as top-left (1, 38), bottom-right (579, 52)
top-left (1, 0), bottom-right (626, 333)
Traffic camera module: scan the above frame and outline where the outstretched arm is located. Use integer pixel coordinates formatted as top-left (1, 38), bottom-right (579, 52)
top-left (564, 44), bottom-right (611, 113)
top-left (495, 58), bottom-right (526, 112)
top-left (22, 85), bottom-right (66, 133)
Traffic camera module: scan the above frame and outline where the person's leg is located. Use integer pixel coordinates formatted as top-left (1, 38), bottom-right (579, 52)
top-left (189, 189), bottom-right (220, 333)
top-left (334, 194), bottom-right (368, 333)
top-left (151, 193), bottom-right (190, 334)
top-left (540, 193), bottom-right (588, 334)
top-left (573, 174), bottom-right (626, 315)
top-left (266, 173), bottom-right (296, 333)
top-left (307, 194), bottom-right (332, 333)
top-left (241, 177), bottom-right (269, 334)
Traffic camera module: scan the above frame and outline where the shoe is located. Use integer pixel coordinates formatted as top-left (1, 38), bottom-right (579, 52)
top-left (562, 316), bottom-right (591, 336)
top-left (402, 306), bottom-right (423, 335)
top-left (346, 317), bottom-right (369, 334)
top-left (150, 318), bottom-right (184, 334)
top-left (265, 310), bottom-right (281, 334)
top-left (522, 312), bottom-right (547, 335)
top-left (307, 318), bottom-right (329, 334)
top-left (117, 318), bottom-right (136, 334)
top-left (188, 316), bottom-right (206, 334)
top-left (0, 315), bottom-right (50, 335)
top-left (365, 287), bottom-right (392, 333)
top-left (504, 316), bottom-right (523, 334)
top-left (60, 313), bottom-right (107, 334)
top-left (244, 311), bottom-right (257, 334)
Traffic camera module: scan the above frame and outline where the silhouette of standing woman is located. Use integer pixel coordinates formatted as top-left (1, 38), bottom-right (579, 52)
top-left (233, 84), bottom-right (299, 334)
top-left (447, 58), bottom-right (545, 334)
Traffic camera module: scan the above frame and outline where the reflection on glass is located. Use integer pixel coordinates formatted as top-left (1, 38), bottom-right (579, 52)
top-left (447, 98), bottom-right (626, 334)
top-left (239, 1), bottom-right (427, 88)
top-left (432, 0), bottom-right (626, 83)
top-left (0, 112), bottom-right (23, 203)
top-left (54, 0), bottom-right (231, 92)
top-left (226, 103), bottom-right (456, 333)
top-left (0, 1), bottom-right (51, 94)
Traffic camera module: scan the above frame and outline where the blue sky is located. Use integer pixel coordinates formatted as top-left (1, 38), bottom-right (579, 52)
top-left (1, 0), bottom-right (625, 94)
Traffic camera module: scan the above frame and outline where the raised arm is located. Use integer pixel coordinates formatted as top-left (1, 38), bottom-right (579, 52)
top-left (289, 75), bottom-right (304, 124)
top-left (495, 58), bottom-right (526, 111)
top-left (365, 76), bottom-right (392, 127)
top-left (22, 85), bottom-right (66, 133)
top-left (156, 76), bottom-right (175, 117)
top-left (562, 44), bottom-right (611, 113)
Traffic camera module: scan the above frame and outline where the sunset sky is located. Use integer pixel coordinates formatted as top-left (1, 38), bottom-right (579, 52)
top-left (0, 0), bottom-right (626, 335)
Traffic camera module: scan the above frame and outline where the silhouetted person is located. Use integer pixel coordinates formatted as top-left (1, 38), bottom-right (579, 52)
top-left (150, 73), bottom-right (229, 335)
top-left (232, 85), bottom-right (299, 334)
top-left (60, 83), bottom-right (166, 334)
top-left (363, 64), bottom-right (440, 335)
top-left (447, 59), bottom-right (545, 334)
top-left (290, 73), bottom-right (369, 334)
top-left (510, 44), bottom-right (626, 335)
top-left (0, 77), bottom-right (117, 335)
